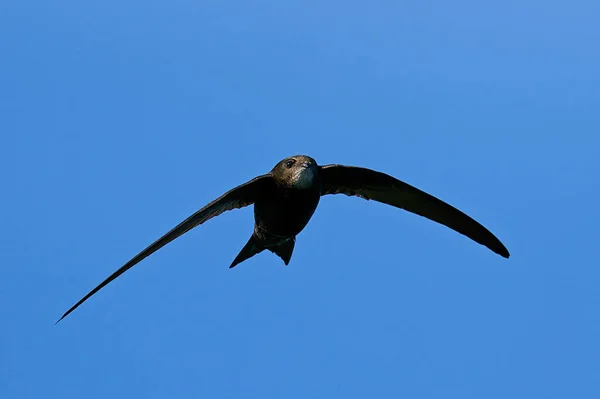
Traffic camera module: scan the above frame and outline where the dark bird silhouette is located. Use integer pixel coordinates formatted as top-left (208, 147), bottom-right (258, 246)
top-left (57, 155), bottom-right (509, 323)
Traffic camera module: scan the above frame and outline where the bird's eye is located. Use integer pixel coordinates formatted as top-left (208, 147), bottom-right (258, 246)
top-left (285, 159), bottom-right (296, 168)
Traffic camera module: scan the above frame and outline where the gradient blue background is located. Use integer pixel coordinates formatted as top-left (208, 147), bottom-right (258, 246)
top-left (2, 1), bottom-right (599, 397)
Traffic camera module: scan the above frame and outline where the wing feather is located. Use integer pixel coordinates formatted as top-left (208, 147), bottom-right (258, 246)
top-left (319, 164), bottom-right (509, 258)
top-left (57, 174), bottom-right (273, 323)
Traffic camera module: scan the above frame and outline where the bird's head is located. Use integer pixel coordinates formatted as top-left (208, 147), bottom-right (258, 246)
top-left (271, 155), bottom-right (319, 189)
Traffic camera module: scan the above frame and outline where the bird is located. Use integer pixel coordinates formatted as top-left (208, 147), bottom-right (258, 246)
top-left (56, 155), bottom-right (509, 323)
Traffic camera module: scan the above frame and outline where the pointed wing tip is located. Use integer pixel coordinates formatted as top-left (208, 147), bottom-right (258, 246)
top-left (55, 309), bottom-right (73, 325)
top-left (55, 301), bottom-right (83, 325)
top-left (495, 245), bottom-right (510, 259)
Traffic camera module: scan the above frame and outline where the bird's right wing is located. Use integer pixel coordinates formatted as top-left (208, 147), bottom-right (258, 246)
top-left (57, 174), bottom-right (273, 323)
top-left (319, 164), bottom-right (509, 258)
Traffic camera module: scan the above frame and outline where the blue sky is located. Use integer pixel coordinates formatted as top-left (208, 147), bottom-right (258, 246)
top-left (1, 0), bottom-right (599, 397)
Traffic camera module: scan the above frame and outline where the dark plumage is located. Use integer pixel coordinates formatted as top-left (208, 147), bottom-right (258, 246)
top-left (57, 155), bottom-right (509, 323)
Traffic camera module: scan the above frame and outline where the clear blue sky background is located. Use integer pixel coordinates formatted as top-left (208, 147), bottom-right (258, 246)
top-left (1, 1), bottom-right (599, 398)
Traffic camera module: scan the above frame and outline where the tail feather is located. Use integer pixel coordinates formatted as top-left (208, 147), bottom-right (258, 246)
top-left (229, 235), bottom-right (264, 268)
top-left (269, 238), bottom-right (295, 265)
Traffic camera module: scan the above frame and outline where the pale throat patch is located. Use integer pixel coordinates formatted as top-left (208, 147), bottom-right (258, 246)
top-left (293, 167), bottom-right (315, 189)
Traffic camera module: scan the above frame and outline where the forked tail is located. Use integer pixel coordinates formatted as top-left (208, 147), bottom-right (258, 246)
top-left (229, 232), bottom-right (296, 268)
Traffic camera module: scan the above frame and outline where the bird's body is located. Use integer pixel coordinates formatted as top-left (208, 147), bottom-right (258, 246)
top-left (231, 155), bottom-right (321, 268)
top-left (254, 157), bottom-right (321, 238)
top-left (57, 154), bottom-right (510, 323)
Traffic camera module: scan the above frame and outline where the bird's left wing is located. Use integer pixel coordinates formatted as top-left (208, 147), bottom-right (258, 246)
top-left (319, 164), bottom-right (509, 258)
top-left (57, 174), bottom-right (273, 323)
